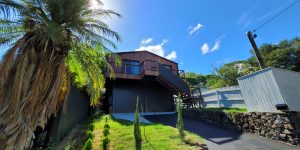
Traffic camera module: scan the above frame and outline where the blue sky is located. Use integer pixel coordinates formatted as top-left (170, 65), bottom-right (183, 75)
top-left (1, 0), bottom-right (300, 74)
top-left (102, 0), bottom-right (300, 74)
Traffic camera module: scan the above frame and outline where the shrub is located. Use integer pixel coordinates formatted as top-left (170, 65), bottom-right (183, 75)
top-left (103, 128), bottom-right (110, 137)
top-left (177, 93), bottom-right (185, 140)
top-left (45, 139), bottom-right (57, 150)
top-left (88, 124), bottom-right (95, 131)
top-left (134, 97), bottom-right (142, 150)
top-left (102, 137), bottom-right (110, 150)
top-left (86, 130), bottom-right (94, 139)
top-left (83, 138), bottom-right (93, 150)
top-left (104, 124), bottom-right (110, 129)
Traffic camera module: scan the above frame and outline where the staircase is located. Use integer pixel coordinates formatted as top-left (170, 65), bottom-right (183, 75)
top-left (156, 64), bottom-right (191, 100)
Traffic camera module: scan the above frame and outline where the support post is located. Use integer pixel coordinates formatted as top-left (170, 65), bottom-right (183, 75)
top-left (216, 90), bottom-right (221, 108)
top-left (246, 31), bottom-right (266, 69)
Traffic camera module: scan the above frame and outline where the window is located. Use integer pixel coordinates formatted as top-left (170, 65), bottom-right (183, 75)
top-left (123, 60), bottom-right (140, 75)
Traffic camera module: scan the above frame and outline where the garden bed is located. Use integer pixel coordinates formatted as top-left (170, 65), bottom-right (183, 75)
top-left (92, 115), bottom-right (206, 150)
top-left (59, 115), bottom-right (207, 150)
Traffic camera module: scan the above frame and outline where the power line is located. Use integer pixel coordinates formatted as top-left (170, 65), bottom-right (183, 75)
top-left (253, 0), bottom-right (300, 32)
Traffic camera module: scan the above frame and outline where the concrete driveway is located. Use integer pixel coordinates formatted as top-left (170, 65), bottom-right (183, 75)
top-left (145, 114), bottom-right (300, 150)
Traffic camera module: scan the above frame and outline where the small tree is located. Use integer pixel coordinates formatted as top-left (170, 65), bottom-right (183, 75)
top-left (83, 138), bottom-right (93, 150)
top-left (134, 97), bottom-right (142, 150)
top-left (177, 93), bottom-right (185, 140)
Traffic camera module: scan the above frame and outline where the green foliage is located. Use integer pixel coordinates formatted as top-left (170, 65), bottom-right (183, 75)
top-left (102, 137), bottom-right (110, 150)
top-left (66, 44), bottom-right (119, 106)
top-left (103, 128), bottom-right (110, 137)
top-left (83, 138), bottom-right (93, 150)
top-left (93, 115), bottom-right (205, 149)
top-left (45, 139), bottom-right (57, 150)
top-left (88, 123), bottom-right (95, 131)
top-left (1, 0), bottom-right (121, 107)
top-left (176, 93), bottom-right (185, 140)
top-left (205, 74), bottom-right (225, 89)
top-left (249, 37), bottom-right (300, 72)
top-left (191, 37), bottom-right (300, 89)
top-left (102, 117), bottom-right (111, 150)
top-left (86, 130), bottom-right (94, 140)
top-left (185, 72), bottom-right (207, 88)
top-left (104, 124), bottom-right (110, 130)
top-left (134, 97), bottom-right (142, 150)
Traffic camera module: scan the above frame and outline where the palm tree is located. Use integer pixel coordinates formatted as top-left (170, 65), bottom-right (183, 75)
top-left (0, 0), bottom-right (120, 149)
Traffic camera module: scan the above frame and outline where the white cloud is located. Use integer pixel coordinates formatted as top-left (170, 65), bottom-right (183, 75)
top-left (200, 34), bottom-right (225, 54)
top-left (201, 43), bottom-right (210, 54)
top-left (135, 38), bottom-right (177, 60)
top-left (166, 51), bottom-right (177, 60)
top-left (211, 40), bottom-right (220, 52)
top-left (141, 38), bottom-right (153, 45)
top-left (135, 44), bottom-right (165, 57)
top-left (189, 23), bottom-right (203, 35)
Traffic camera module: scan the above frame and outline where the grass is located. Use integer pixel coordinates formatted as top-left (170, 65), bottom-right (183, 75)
top-left (199, 107), bottom-right (247, 112)
top-left (92, 115), bottom-right (206, 150)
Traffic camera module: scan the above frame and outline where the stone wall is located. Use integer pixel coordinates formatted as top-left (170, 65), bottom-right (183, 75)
top-left (183, 109), bottom-right (300, 146)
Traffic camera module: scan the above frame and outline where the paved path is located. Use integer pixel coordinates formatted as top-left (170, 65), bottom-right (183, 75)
top-left (145, 114), bottom-right (300, 150)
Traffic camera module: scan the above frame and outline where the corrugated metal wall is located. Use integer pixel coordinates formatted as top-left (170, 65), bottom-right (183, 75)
top-left (272, 68), bottom-right (300, 111)
top-left (200, 86), bottom-right (245, 108)
top-left (112, 83), bottom-right (174, 113)
top-left (238, 67), bottom-right (300, 112)
top-left (49, 87), bottom-right (90, 141)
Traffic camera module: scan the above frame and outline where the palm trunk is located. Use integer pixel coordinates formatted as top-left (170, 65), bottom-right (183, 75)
top-left (0, 40), bottom-right (68, 149)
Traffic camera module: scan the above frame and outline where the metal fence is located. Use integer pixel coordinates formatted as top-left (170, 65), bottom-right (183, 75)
top-left (238, 67), bottom-right (300, 112)
top-left (194, 86), bottom-right (246, 108)
top-left (49, 87), bottom-right (90, 141)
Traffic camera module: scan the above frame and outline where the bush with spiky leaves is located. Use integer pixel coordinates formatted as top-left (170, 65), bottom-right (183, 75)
top-left (0, 0), bottom-right (120, 149)
top-left (86, 130), bottom-right (94, 140)
top-left (134, 97), bottom-right (142, 150)
top-left (83, 138), bottom-right (93, 150)
top-left (177, 93), bottom-right (185, 141)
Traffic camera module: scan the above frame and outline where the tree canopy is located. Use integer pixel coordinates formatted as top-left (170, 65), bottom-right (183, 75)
top-left (186, 37), bottom-right (300, 89)
top-left (0, 0), bottom-right (120, 148)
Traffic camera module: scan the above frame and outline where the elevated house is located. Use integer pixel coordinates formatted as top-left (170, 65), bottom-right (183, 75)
top-left (103, 51), bottom-right (191, 113)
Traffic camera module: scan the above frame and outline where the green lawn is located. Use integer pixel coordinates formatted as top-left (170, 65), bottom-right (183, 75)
top-left (91, 115), bottom-right (206, 150)
top-left (199, 107), bottom-right (247, 112)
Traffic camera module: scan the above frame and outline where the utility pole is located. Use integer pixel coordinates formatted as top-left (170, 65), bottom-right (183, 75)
top-left (246, 31), bottom-right (266, 69)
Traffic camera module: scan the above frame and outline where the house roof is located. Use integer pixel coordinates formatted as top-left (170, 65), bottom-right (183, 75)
top-left (116, 50), bottom-right (178, 64)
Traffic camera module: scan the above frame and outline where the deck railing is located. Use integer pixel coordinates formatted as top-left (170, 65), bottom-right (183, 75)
top-left (107, 60), bottom-right (185, 78)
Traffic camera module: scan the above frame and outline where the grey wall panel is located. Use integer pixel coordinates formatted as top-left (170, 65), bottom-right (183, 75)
top-left (238, 68), bottom-right (286, 112)
top-left (50, 87), bottom-right (90, 141)
top-left (112, 82), bottom-right (174, 113)
top-left (272, 68), bottom-right (300, 111)
top-left (112, 84), bottom-right (144, 113)
top-left (200, 86), bottom-right (246, 108)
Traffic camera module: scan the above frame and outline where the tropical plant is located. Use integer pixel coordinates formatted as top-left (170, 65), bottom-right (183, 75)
top-left (176, 93), bottom-right (185, 140)
top-left (103, 128), bottom-right (110, 137)
top-left (88, 123), bottom-right (95, 131)
top-left (83, 138), bottom-right (93, 150)
top-left (102, 121), bottom-right (110, 150)
top-left (0, 0), bottom-right (120, 149)
top-left (86, 130), bottom-right (94, 140)
top-left (134, 97), bottom-right (142, 150)
top-left (102, 137), bottom-right (110, 150)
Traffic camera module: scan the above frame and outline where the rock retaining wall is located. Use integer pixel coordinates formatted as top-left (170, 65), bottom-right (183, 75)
top-left (183, 109), bottom-right (300, 146)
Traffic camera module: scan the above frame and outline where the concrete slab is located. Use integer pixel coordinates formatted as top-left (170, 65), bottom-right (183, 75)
top-left (112, 113), bottom-right (151, 124)
top-left (112, 112), bottom-right (176, 124)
